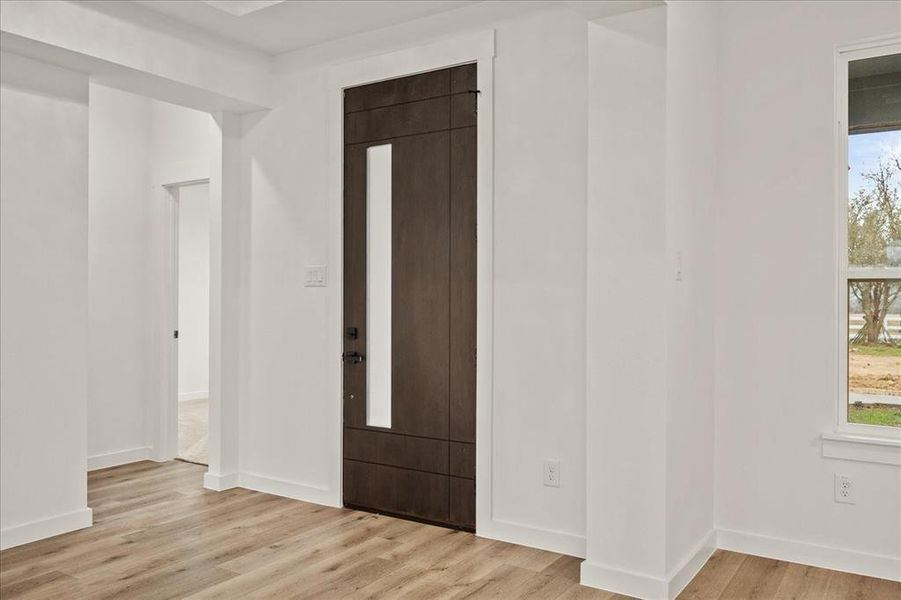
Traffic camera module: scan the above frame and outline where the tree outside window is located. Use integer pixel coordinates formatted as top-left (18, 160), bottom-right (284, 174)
top-left (846, 131), bottom-right (901, 427)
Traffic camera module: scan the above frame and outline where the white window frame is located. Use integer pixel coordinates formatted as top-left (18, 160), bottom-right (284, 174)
top-left (833, 36), bottom-right (901, 445)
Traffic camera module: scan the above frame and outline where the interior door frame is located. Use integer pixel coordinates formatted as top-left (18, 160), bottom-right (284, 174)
top-left (326, 30), bottom-right (496, 532)
top-left (159, 176), bottom-right (211, 465)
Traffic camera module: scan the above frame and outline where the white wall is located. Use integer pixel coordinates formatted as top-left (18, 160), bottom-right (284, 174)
top-left (0, 52), bottom-right (92, 548)
top-left (177, 183), bottom-right (211, 398)
top-left (87, 83), bottom-right (213, 467)
top-left (487, 6), bottom-right (587, 549)
top-left (150, 99), bottom-right (215, 178)
top-left (87, 84), bottom-right (153, 464)
top-left (241, 5), bottom-right (589, 552)
top-left (715, 0), bottom-right (901, 575)
top-left (240, 69), bottom-right (333, 493)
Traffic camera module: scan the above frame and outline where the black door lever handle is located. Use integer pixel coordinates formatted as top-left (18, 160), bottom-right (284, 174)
top-left (342, 351), bottom-right (365, 364)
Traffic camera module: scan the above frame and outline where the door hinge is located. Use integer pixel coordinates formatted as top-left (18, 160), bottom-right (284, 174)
top-left (173, 330), bottom-right (179, 339)
top-left (468, 89), bottom-right (480, 114)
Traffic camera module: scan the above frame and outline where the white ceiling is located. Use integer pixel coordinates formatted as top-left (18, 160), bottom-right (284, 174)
top-left (202, 1), bottom-right (287, 17)
top-left (132, 0), bottom-right (479, 55)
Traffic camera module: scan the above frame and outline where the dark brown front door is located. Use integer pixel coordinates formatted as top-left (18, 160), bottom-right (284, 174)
top-left (342, 65), bottom-right (477, 531)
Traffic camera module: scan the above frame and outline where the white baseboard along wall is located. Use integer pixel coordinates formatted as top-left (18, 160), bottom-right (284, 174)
top-left (0, 508), bottom-right (93, 551)
top-left (87, 446), bottom-right (155, 471)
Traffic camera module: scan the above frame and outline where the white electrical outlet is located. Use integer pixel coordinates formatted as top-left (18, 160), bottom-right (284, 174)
top-left (304, 265), bottom-right (327, 287)
top-left (834, 474), bottom-right (854, 504)
top-left (543, 460), bottom-right (560, 488)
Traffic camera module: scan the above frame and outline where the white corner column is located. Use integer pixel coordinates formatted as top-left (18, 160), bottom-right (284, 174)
top-left (582, 6), bottom-right (670, 598)
top-left (204, 112), bottom-right (242, 491)
top-left (582, 2), bottom-right (719, 598)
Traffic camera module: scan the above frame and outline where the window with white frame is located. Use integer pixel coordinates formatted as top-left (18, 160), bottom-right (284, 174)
top-left (838, 41), bottom-right (901, 431)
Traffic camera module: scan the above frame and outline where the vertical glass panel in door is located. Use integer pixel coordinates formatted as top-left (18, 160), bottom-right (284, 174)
top-left (367, 144), bottom-right (392, 428)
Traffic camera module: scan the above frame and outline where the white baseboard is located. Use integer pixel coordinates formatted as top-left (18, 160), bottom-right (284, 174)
top-left (580, 526), bottom-right (899, 599)
top-left (238, 472), bottom-right (340, 507)
top-left (478, 518), bottom-right (586, 558)
top-left (178, 391), bottom-right (208, 402)
top-left (667, 530), bottom-right (716, 598)
top-left (203, 471), bottom-right (239, 491)
top-left (0, 507), bottom-right (93, 550)
top-left (580, 561), bottom-right (667, 599)
top-left (87, 446), bottom-right (154, 471)
top-left (579, 530), bottom-right (714, 600)
top-left (200, 470), bottom-right (338, 506)
top-left (717, 528), bottom-right (901, 583)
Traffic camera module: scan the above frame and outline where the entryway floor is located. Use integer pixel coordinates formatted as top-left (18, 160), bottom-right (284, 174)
top-left (178, 397), bottom-right (208, 465)
top-left (1, 461), bottom-right (898, 599)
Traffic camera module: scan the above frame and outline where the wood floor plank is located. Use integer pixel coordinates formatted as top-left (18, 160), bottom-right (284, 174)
top-left (541, 555), bottom-right (584, 581)
top-left (502, 542), bottom-right (565, 572)
top-left (822, 570), bottom-right (901, 600)
top-left (197, 535), bottom-right (399, 599)
top-left (506, 571), bottom-right (578, 599)
top-left (717, 555), bottom-right (790, 599)
top-left (771, 561), bottom-right (832, 599)
top-left (426, 539), bottom-right (516, 589)
top-left (72, 508), bottom-right (297, 581)
top-left (83, 563), bottom-right (238, 600)
top-left (0, 570), bottom-right (76, 599)
top-left (448, 563), bottom-right (553, 599)
top-left (388, 528), bottom-right (473, 569)
top-left (345, 563), bottom-right (434, 599)
top-left (861, 574), bottom-right (901, 600)
top-left (365, 539), bottom-right (509, 600)
top-left (2, 461), bottom-right (898, 599)
top-left (219, 512), bottom-right (392, 575)
top-left (555, 584), bottom-right (619, 599)
top-left (286, 556), bottom-right (401, 599)
top-left (677, 549), bottom-right (747, 599)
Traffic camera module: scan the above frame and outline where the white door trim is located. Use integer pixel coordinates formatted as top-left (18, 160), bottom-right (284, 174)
top-left (325, 29), bottom-right (496, 529)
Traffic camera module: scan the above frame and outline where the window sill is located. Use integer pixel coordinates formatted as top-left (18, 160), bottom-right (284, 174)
top-left (821, 432), bottom-right (901, 466)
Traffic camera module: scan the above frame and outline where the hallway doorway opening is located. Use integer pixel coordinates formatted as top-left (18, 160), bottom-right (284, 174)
top-left (173, 181), bottom-right (211, 465)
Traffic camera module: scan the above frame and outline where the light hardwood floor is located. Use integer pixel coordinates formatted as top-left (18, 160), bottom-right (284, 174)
top-left (0, 461), bottom-right (897, 599)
